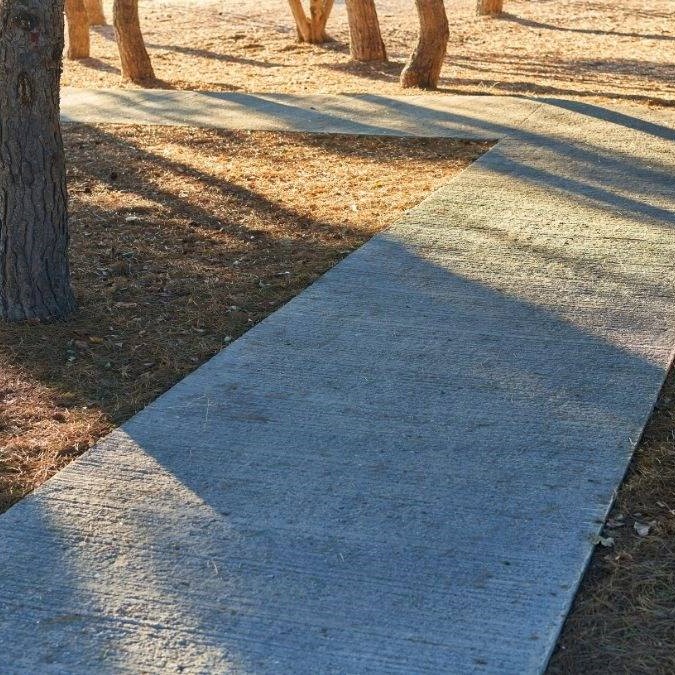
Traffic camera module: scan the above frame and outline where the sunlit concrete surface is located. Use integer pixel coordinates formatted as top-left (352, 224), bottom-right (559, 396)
top-left (0, 94), bottom-right (674, 673)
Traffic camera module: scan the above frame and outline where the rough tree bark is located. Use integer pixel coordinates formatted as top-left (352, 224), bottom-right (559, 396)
top-left (345, 0), bottom-right (386, 62)
top-left (84, 0), bottom-right (106, 25)
top-left (113, 0), bottom-right (154, 83)
top-left (287, 0), bottom-right (334, 43)
top-left (400, 0), bottom-right (449, 89)
top-left (0, 0), bottom-right (76, 322)
top-left (476, 0), bottom-right (503, 16)
top-left (65, 0), bottom-right (90, 59)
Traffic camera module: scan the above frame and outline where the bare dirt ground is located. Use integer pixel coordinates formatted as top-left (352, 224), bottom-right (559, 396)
top-left (62, 0), bottom-right (675, 107)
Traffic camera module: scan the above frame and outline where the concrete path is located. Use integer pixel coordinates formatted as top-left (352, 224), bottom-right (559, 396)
top-left (2, 92), bottom-right (675, 673)
top-left (60, 87), bottom-right (539, 138)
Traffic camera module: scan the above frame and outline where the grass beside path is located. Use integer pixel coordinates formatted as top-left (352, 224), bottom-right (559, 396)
top-left (550, 367), bottom-right (675, 674)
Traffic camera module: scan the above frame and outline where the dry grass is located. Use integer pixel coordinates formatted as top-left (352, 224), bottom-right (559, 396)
top-left (0, 125), bottom-right (488, 512)
top-left (548, 365), bottom-right (675, 674)
top-left (62, 0), bottom-right (675, 107)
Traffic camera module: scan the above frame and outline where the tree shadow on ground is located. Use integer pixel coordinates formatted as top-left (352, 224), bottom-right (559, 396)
top-left (536, 97), bottom-right (675, 142)
top-left (316, 38), bottom-right (350, 54)
top-left (0, 124), bottom-right (482, 510)
top-left (315, 93), bottom-right (675, 205)
top-left (1, 229), bottom-right (669, 671)
top-left (322, 59), bottom-right (403, 83)
top-left (448, 54), bottom-right (675, 83)
top-left (73, 57), bottom-right (120, 75)
top-left (0, 126), bottom-right (369, 419)
top-left (317, 58), bottom-right (675, 107)
top-left (436, 81), bottom-right (675, 108)
top-left (90, 24), bottom-right (116, 41)
top-left (441, 51), bottom-right (675, 106)
top-left (147, 43), bottom-right (285, 68)
top-left (499, 11), bottom-right (675, 41)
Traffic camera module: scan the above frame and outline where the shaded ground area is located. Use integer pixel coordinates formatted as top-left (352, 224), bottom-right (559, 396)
top-left (62, 0), bottom-right (675, 106)
top-left (0, 125), bottom-right (486, 511)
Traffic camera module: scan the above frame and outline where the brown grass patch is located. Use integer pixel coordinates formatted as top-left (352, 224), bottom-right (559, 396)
top-left (0, 125), bottom-right (488, 512)
top-left (549, 365), bottom-right (675, 673)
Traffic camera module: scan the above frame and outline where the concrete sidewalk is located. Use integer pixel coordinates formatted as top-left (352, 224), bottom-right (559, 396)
top-left (60, 87), bottom-right (540, 138)
top-left (1, 92), bottom-right (674, 673)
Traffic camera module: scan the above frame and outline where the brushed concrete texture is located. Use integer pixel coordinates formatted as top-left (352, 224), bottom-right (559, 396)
top-left (1, 94), bottom-right (674, 673)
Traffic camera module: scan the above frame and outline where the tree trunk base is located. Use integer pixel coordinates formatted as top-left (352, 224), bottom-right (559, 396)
top-left (345, 0), bottom-right (387, 63)
top-left (113, 0), bottom-right (155, 84)
top-left (400, 0), bottom-right (449, 90)
top-left (288, 0), bottom-right (334, 45)
top-left (1, 0), bottom-right (77, 323)
top-left (400, 65), bottom-right (437, 90)
top-left (297, 30), bottom-right (331, 44)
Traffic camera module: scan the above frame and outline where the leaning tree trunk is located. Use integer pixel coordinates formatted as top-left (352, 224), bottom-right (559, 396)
top-left (0, 0), bottom-right (76, 322)
top-left (477, 0), bottom-right (503, 15)
top-left (84, 0), bottom-right (106, 25)
top-left (345, 0), bottom-right (386, 62)
top-left (113, 0), bottom-right (154, 83)
top-left (287, 0), bottom-right (334, 43)
top-left (400, 0), bottom-right (449, 89)
top-left (65, 0), bottom-right (90, 59)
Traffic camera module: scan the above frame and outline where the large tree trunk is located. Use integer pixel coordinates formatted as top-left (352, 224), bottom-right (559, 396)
top-left (0, 0), bottom-right (76, 322)
top-left (113, 0), bottom-right (154, 83)
top-left (65, 0), bottom-right (90, 59)
top-left (84, 0), bottom-right (106, 25)
top-left (476, 0), bottom-right (503, 15)
top-left (287, 0), bottom-right (334, 44)
top-left (400, 0), bottom-right (449, 89)
top-left (345, 0), bottom-right (386, 62)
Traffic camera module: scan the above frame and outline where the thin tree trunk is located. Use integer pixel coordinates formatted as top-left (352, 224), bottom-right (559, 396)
top-left (308, 0), bottom-right (333, 42)
top-left (84, 0), bottom-right (106, 25)
top-left (287, 0), bottom-right (310, 41)
top-left (113, 0), bottom-right (154, 83)
top-left (400, 0), bottom-right (448, 89)
top-left (0, 0), bottom-right (76, 322)
top-left (287, 0), bottom-right (334, 43)
top-left (476, 0), bottom-right (503, 16)
top-left (345, 0), bottom-right (386, 62)
top-left (65, 0), bottom-right (90, 59)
